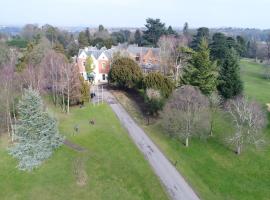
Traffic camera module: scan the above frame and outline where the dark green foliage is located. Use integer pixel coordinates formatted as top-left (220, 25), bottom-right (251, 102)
top-left (108, 57), bottom-right (143, 89)
top-left (78, 31), bottom-right (89, 48)
top-left (6, 38), bottom-right (28, 48)
top-left (167, 26), bottom-right (177, 36)
top-left (66, 41), bottom-right (79, 58)
top-left (143, 18), bottom-right (167, 47)
top-left (191, 27), bottom-right (210, 50)
top-left (144, 89), bottom-right (164, 116)
top-left (134, 29), bottom-right (142, 46)
top-left (236, 36), bottom-right (247, 57)
top-left (182, 38), bottom-right (218, 95)
top-left (210, 33), bottom-right (228, 62)
top-left (226, 37), bottom-right (237, 49)
top-left (111, 32), bottom-right (125, 44)
top-left (85, 28), bottom-right (92, 44)
top-left (143, 72), bottom-right (174, 98)
top-left (217, 48), bottom-right (243, 99)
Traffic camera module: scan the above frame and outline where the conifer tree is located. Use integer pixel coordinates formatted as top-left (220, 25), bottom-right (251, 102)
top-left (9, 88), bottom-right (64, 171)
top-left (217, 48), bottom-right (243, 99)
top-left (181, 38), bottom-right (218, 95)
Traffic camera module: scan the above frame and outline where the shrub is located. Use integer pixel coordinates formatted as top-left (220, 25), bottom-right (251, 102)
top-left (143, 72), bottom-right (174, 98)
top-left (108, 57), bottom-right (143, 89)
top-left (144, 88), bottom-right (164, 117)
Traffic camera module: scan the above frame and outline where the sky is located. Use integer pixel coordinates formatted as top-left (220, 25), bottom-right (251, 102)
top-left (1, 0), bottom-right (270, 29)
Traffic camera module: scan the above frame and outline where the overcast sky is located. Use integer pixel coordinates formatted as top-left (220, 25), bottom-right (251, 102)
top-left (1, 0), bottom-right (270, 29)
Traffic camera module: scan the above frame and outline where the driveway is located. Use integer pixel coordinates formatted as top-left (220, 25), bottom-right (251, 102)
top-left (102, 90), bottom-right (200, 200)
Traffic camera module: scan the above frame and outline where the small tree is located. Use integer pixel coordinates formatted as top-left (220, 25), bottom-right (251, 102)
top-left (226, 96), bottom-right (266, 155)
top-left (162, 86), bottom-right (209, 147)
top-left (79, 76), bottom-right (90, 104)
top-left (144, 89), bottom-right (164, 122)
top-left (108, 57), bottom-right (143, 89)
top-left (143, 72), bottom-right (174, 98)
top-left (9, 88), bottom-right (64, 171)
top-left (85, 57), bottom-right (94, 82)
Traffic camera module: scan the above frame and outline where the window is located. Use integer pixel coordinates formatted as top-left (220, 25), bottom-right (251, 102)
top-left (83, 62), bottom-right (86, 66)
top-left (102, 63), bottom-right (106, 69)
top-left (102, 74), bottom-right (106, 80)
top-left (135, 56), bottom-right (140, 61)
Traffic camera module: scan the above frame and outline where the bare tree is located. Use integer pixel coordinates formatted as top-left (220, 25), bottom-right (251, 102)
top-left (162, 85), bottom-right (209, 147)
top-left (226, 96), bottom-right (266, 155)
top-left (0, 49), bottom-right (19, 139)
top-left (158, 35), bottom-right (188, 81)
top-left (209, 93), bottom-right (221, 136)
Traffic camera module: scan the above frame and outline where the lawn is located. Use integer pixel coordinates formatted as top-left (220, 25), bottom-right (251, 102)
top-left (0, 103), bottom-right (168, 200)
top-left (112, 59), bottom-right (270, 200)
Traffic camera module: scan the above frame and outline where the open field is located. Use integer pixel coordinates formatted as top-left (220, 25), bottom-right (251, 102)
top-left (0, 103), bottom-right (168, 200)
top-left (112, 59), bottom-right (270, 200)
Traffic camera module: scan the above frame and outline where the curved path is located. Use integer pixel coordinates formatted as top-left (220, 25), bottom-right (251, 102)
top-left (104, 90), bottom-right (200, 200)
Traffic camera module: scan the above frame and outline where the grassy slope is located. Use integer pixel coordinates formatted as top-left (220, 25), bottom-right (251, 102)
top-left (0, 104), bottom-right (168, 200)
top-left (112, 60), bottom-right (270, 200)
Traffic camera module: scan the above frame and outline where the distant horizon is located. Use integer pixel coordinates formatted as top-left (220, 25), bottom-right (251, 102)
top-left (1, 23), bottom-right (269, 31)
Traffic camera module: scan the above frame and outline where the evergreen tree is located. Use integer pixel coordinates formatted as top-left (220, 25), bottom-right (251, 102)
top-left (85, 28), bottom-right (92, 45)
top-left (134, 29), bottom-right (142, 46)
top-left (167, 26), bottom-right (177, 36)
top-left (143, 18), bottom-right (167, 47)
top-left (183, 22), bottom-right (189, 37)
top-left (217, 48), bottom-right (243, 99)
top-left (181, 38), bottom-right (218, 95)
top-left (78, 31), bottom-right (89, 48)
top-left (9, 88), bottom-right (64, 171)
top-left (210, 32), bottom-right (228, 62)
top-left (191, 27), bottom-right (210, 50)
top-left (236, 35), bottom-right (247, 57)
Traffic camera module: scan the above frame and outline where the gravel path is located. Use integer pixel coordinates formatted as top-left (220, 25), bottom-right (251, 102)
top-left (104, 90), bottom-right (200, 200)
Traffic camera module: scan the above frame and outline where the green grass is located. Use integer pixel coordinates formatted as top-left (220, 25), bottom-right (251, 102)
top-left (0, 103), bottom-right (168, 200)
top-left (112, 59), bottom-right (270, 200)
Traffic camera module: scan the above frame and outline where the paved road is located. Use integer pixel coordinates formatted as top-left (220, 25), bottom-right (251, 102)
top-left (103, 90), bottom-right (200, 200)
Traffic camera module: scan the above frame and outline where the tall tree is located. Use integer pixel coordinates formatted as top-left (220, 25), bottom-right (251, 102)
top-left (183, 22), bottom-right (192, 45)
top-left (85, 28), bottom-right (92, 45)
top-left (78, 31), bottom-right (89, 48)
top-left (181, 38), bottom-right (218, 95)
top-left (210, 32), bottom-right (228, 62)
top-left (143, 18), bottom-right (167, 47)
top-left (217, 48), bottom-right (243, 99)
top-left (134, 29), bottom-right (142, 46)
top-left (236, 35), bottom-right (247, 57)
top-left (191, 27), bottom-right (210, 50)
top-left (167, 26), bottom-right (177, 36)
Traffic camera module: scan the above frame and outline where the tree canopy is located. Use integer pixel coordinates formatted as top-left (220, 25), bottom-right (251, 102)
top-left (143, 18), bottom-right (167, 47)
top-left (181, 38), bottom-right (218, 95)
top-left (108, 57), bottom-right (143, 89)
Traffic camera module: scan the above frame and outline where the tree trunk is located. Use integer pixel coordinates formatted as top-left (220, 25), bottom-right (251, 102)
top-left (210, 119), bottom-right (213, 137)
top-left (185, 137), bottom-right (189, 147)
top-left (236, 145), bottom-right (241, 155)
